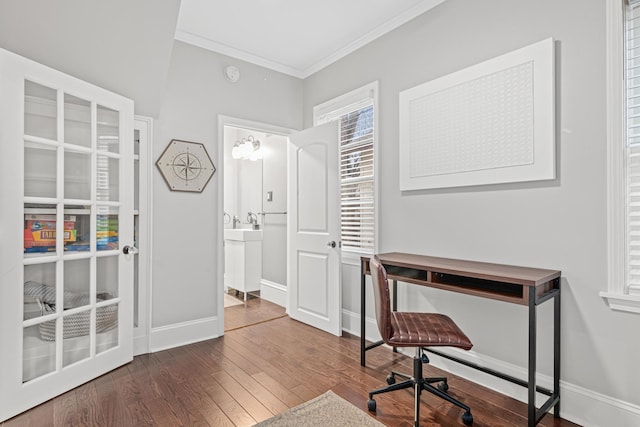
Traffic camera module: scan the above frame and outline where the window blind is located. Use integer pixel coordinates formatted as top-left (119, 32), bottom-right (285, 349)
top-left (626, 1), bottom-right (640, 294)
top-left (338, 105), bottom-right (374, 252)
top-left (319, 104), bottom-right (375, 253)
top-left (314, 83), bottom-right (377, 254)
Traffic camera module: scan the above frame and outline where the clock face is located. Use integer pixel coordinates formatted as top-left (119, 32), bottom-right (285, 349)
top-left (156, 139), bottom-right (216, 192)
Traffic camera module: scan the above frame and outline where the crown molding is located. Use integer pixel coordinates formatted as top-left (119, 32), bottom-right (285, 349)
top-left (175, 0), bottom-right (446, 79)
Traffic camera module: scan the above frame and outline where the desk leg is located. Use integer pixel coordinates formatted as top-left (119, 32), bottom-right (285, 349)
top-left (554, 287), bottom-right (561, 418)
top-left (528, 286), bottom-right (537, 427)
top-left (361, 264), bottom-right (366, 367)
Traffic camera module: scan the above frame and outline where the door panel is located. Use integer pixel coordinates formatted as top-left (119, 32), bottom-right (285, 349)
top-left (297, 251), bottom-right (329, 318)
top-left (297, 143), bottom-right (328, 231)
top-left (287, 122), bottom-right (341, 336)
top-left (0, 48), bottom-right (134, 422)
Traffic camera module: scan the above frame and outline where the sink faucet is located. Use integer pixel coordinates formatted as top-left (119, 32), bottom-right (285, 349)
top-left (247, 212), bottom-right (257, 224)
top-left (247, 212), bottom-right (259, 229)
top-left (232, 215), bottom-right (240, 229)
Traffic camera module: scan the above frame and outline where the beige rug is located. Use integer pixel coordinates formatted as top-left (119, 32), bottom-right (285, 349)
top-left (224, 293), bottom-right (243, 308)
top-left (253, 390), bottom-right (385, 427)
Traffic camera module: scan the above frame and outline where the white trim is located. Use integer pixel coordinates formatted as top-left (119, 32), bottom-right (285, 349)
top-left (259, 279), bottom-right (287, 307)
top-left (342, 308), bottom-right (378, 340)
top-left (342, 310), bottom-right (640, 426)
top-left (313, 81), bottom-right (378, 122)
top-left (174, 31), bottom-right (305, 78)
top-left (303, 1), bottom-right (447, 78)
top-left (600, 292), bottom-right (640, 313)
top-left (217, 115), bottom-right (297, 336)
top-left (399, 38), bottom-right (555, 190)
top-left (133, 116), bottom-right (153, 355)
top-left (175, 0), bottom-right (446, 79)
top-left (606, 0), bottom-right (626, 296)
top-left (313, 81), bottom-right (379, 256)
top-left (425, 349), bottom-right (640, 427)
top-left (560, 382), bottom-right (640, 427)
top-left (603, 0), bottom-right (640, 313)
top-left (149, 316), bottom-right (220, 352)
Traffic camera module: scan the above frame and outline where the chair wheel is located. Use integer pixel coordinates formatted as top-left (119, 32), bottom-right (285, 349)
top-left (367, 398), bottom-right (377, 412)
top-left (437, 382), bottom-right (449, 392)
top-left (462, 411), bottom-right (473, 425)
top-left (386, 374), bottom-right (396, 385)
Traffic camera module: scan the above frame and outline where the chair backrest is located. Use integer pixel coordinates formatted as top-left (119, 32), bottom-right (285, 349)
top-left (370, 255), bottom-right (393, 342)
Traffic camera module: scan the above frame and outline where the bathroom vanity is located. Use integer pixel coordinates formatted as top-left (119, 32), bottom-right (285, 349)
top-left (224, 228), bottom-right (263, 301)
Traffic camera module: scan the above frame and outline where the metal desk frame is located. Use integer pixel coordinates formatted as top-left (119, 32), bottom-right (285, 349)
top-left (360, 252), bottom-right (561, 427)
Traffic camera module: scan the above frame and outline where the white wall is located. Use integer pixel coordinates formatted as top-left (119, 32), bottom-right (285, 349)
top-left (223, 127), bottom-right (240, 225)
top-left (223, 129), bottom-right (287, 289)
top-left (151, 41), bottom-right (302, 346)
top-left (304, 0), bottom-right (638, 425)
top-left (237, 131), bottom-right (263, 224)
top-left (223, 127), bottom-right (264, 226)
top-left (0, 0), bottom-right (180, 117)
top-left (4, 0), bottom-right (637, 423)
top-left (261, 134), bottom-right (288, 287)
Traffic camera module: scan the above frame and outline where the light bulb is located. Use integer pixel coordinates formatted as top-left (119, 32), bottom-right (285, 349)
top-left (231, 145), bottom-right (241, 159)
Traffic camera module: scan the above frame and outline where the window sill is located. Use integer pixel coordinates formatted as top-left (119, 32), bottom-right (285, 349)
top-left (600, 292), bottom-right (640, 314)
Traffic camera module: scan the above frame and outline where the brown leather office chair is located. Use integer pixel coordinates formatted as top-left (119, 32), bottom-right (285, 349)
top-left (367, 255), bottom-right (474, 426)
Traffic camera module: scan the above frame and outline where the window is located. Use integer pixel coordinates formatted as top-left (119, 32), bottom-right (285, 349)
top-left (603, 0), bottom-right (640, 312)
top-left (314, 82), bottom-right (378, 255)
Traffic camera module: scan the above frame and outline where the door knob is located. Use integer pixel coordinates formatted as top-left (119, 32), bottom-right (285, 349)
top-left (327, 241), bottom-right (337, 248)
top-left (122, 245), bottom-right (138, 255)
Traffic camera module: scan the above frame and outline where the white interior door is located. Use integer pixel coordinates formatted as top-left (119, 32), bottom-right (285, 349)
top-left (287, 122), bottom-right (342, 336)
top-left (0, 49), bottom-right (134, 422)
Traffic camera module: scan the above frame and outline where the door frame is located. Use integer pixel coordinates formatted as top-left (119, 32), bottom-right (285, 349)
top-left (133, 116), bottom-right (153, 355)
top-left (216, 115), bottom-right (296, 336)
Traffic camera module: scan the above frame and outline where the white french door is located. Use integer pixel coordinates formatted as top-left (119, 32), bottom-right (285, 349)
top-left (287, 122), bottom-right (342, 336)
top-left (0, 49), bottom-right (135, 421)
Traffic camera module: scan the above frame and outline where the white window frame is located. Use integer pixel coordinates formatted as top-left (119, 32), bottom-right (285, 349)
top-left (603, 0), bottom-right (640, 313)
top-left (313, 81), bottom-right (379, 262)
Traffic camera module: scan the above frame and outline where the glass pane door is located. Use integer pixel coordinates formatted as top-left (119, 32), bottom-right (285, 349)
top-left (22, 81), bottom-right (128, 383)
top-left (1, 48), bottom-right (133, 422)
top-left (21, 75), bottom-right (133, 386)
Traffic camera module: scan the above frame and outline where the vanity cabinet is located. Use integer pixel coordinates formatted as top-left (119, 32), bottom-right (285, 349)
top-left (0, 48), bottom-right (134, 422)
top-left (224, 229), bottom-right (263, 301)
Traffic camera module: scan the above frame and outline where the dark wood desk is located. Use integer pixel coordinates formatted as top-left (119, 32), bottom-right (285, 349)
top-left (360, 252), bottom-right (561, 427)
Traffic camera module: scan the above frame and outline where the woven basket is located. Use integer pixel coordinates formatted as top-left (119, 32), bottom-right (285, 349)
top-left (25, 281), bottom-right (118, 341)
top-left (37, 298), bottom-right (118, 341)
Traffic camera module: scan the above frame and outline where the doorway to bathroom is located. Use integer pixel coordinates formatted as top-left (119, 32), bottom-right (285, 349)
top-left (218, 116), bottom-right (294, 331)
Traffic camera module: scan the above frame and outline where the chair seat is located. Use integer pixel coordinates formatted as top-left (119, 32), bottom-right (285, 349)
top-left (387, 312), bottom-right (473, 350)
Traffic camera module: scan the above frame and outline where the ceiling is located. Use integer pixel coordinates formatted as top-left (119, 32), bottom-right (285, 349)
top-left (175, 0), bottom-right (446, 79)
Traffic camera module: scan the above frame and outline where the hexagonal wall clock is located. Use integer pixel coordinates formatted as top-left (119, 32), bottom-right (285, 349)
top-left (156, 139), bottom-right (216, 193)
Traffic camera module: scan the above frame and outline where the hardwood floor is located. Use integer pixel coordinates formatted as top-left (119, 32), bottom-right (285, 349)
top-left (3, 301), bottom-right (580, 427)
top-left (224, 294), bottom-right (286, 332)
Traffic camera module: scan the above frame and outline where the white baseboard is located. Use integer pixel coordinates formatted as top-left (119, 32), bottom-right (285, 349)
top-left (133, 334), bottom-right (150, 356)
top-left (342, 310), bottom-right (640, 427)
top-left (260, 279), bottom-right (286, 307)
top-left (149, 316), bottom-right (221, 352)
top-left (147, 280), bottom-right (286, 354)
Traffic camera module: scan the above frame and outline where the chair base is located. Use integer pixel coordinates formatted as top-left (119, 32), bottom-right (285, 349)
top-left (367, 348), bottom-right (473, 426)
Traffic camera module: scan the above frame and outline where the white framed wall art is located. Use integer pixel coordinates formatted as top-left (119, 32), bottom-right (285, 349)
top-left (399, 37), bottom-right (555, 191)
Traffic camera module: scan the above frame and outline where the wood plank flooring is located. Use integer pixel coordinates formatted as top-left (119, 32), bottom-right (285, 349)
top-left (3, 300), bottom-right (580, 427)
top-left (224, 294), bottom-right (286, 332)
